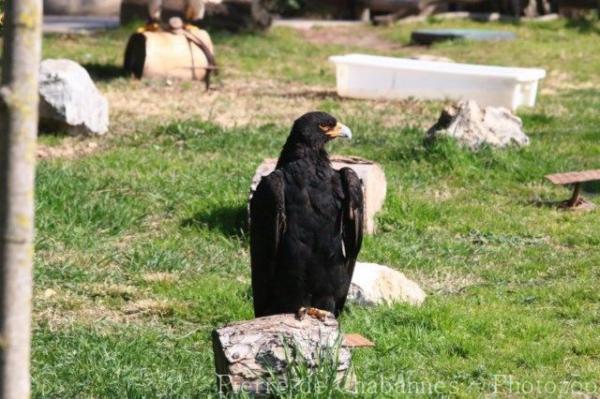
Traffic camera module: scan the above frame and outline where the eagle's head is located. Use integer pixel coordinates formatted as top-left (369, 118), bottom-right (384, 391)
top-left (290, 112), bottom-right (352, 148)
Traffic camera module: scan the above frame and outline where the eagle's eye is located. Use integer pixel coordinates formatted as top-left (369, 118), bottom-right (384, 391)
top-left (319, 123), bottom-right (333, 132)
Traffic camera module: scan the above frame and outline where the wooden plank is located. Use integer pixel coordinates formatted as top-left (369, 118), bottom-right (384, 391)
top-left (545, 170), bottom-right (600, 185)
top-left (343, 333), bottom-right (375, 348)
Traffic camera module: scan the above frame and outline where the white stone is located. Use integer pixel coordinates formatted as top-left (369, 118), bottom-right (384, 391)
top-left (348, 262), bottom-right (426, 306)
top-left (39, 59), bottom-right (109, 136)
top-left (250, 156), bottom-right (387, 234)
top-left (427, 100), bottom-right (530, 150)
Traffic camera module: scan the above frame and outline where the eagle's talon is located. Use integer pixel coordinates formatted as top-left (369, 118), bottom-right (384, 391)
top-left (296, 307), bottom-right (328, 322)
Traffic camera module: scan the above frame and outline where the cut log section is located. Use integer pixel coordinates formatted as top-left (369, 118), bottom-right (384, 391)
top-left (545, 170), bottom-right (600, 210)
top-left (250, 156), bottom-right (387, 234)
top-left (212, 313), bottom-right (353, 396)
top-left (124, 21), bottom-right (216, 85)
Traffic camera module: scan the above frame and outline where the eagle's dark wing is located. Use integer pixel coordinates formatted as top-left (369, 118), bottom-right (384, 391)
top-left (249, 170), bottom-right (286, 317)
top-left (337, 167), bottom-right (364, 312)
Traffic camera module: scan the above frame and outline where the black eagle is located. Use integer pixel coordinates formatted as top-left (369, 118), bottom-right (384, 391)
top-left (250, 112), bottom-right (364, 319)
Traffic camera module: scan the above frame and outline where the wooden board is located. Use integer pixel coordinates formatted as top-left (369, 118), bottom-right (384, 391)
top-left (343, 333), bottom-right (375, 348)
top-left (545, 170), bottom-right (600, 185)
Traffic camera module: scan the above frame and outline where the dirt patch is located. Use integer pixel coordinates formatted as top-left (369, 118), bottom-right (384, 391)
top-left (38, 70), bottom-right (436, 161)
top-left (34, 286), bottom-right (128, 328)
top-left (143, 272), bottom-right (179, 284)
top-left (122, 299), bottom-right (174, 316)
top-left (541, 70), bottom-right (596, 95)
top-left (36, 305), bottom-right (131, 330)
top-left (37, 139), bottom-right (102, 160)
top-left (418, 184), bottom-right (463, 203)
top-left (34, 285), bottom-right (180, 329)
top-left (105, 77), bottom-right (434, 129)
top-left (298, 26), bottom-right (403, 51)
top-left (87, 283), bottom-right (138, 300)
top-left (412, 268), bottom-right (484, 295)
top-left (34, 25), bottom-right (437, 162)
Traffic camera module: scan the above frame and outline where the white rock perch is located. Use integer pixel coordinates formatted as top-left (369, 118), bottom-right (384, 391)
top-left (250, 156), bottom-right (387, 234)
top-left (39, 59), bottom-right (109, 136)
top-left (427, 100), bottom-right (529, 150)
top-left (212, 313), bottom-right (352, 396)
top-left (348, 262), bottom-right (426, 307)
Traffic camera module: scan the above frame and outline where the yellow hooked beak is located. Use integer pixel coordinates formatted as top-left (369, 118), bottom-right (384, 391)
top-left (325, 122), bottom-right (353, 139)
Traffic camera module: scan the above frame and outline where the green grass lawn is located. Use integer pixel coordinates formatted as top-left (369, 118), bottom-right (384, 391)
top-left (32, 17), bottom-right (600, 398)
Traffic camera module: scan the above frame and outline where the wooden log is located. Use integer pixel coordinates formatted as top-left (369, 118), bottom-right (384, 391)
top-left (120, 0), bottom-right (272, 31)
top-left (213, 313), bottom-right (352, 396)
top-left (250, 156), bottom-right (387, 234)
top-left (124, 24), bottom-right (215, 83)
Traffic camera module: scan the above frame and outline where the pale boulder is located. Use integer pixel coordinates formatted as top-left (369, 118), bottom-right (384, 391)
top-left (348, 262), bottom-right (426, 306)
top-left (427, 100), bottom-right (529, 150)
top-left (39, 59), bottom-right (109, 136)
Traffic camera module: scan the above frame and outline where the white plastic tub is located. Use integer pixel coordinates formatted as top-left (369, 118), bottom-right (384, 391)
top-left (329, 54), bottom-right (546, 110)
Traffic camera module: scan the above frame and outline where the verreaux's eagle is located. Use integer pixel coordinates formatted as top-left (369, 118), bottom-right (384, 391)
top-left (250, 112), bottom-right (364, 318)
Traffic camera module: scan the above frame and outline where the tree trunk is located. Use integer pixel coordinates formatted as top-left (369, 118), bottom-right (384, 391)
top-left (0, 1), bottom-right (43, 398)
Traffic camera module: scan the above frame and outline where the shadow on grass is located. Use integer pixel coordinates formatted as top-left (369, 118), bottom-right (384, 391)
top-left (528, 198), bottom-right (567, 209)
top-left (583, 181), bottom-right (600, 194)
top-left (182, 204), bottom-right (248, 239)
top-left (83, 63), bottom-right (128, 82)
top-left (521, 113), bottom-right (557, 126)
top-left (565, 17), bottom-right (600, 34)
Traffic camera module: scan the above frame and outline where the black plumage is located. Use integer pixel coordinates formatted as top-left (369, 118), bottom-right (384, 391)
top-left (250, 112), bottom-right (363, 318)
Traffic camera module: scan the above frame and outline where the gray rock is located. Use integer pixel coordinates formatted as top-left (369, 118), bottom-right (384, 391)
top-left (427, 100), bottom-right (529, 150)
top-left (348, 262), bottom-right (426, 306)
top-left (39, 59), bottom-right (109, 136)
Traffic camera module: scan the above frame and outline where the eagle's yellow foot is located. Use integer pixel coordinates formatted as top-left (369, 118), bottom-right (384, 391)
top-left (296, 307), bottom-right (328, 321)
